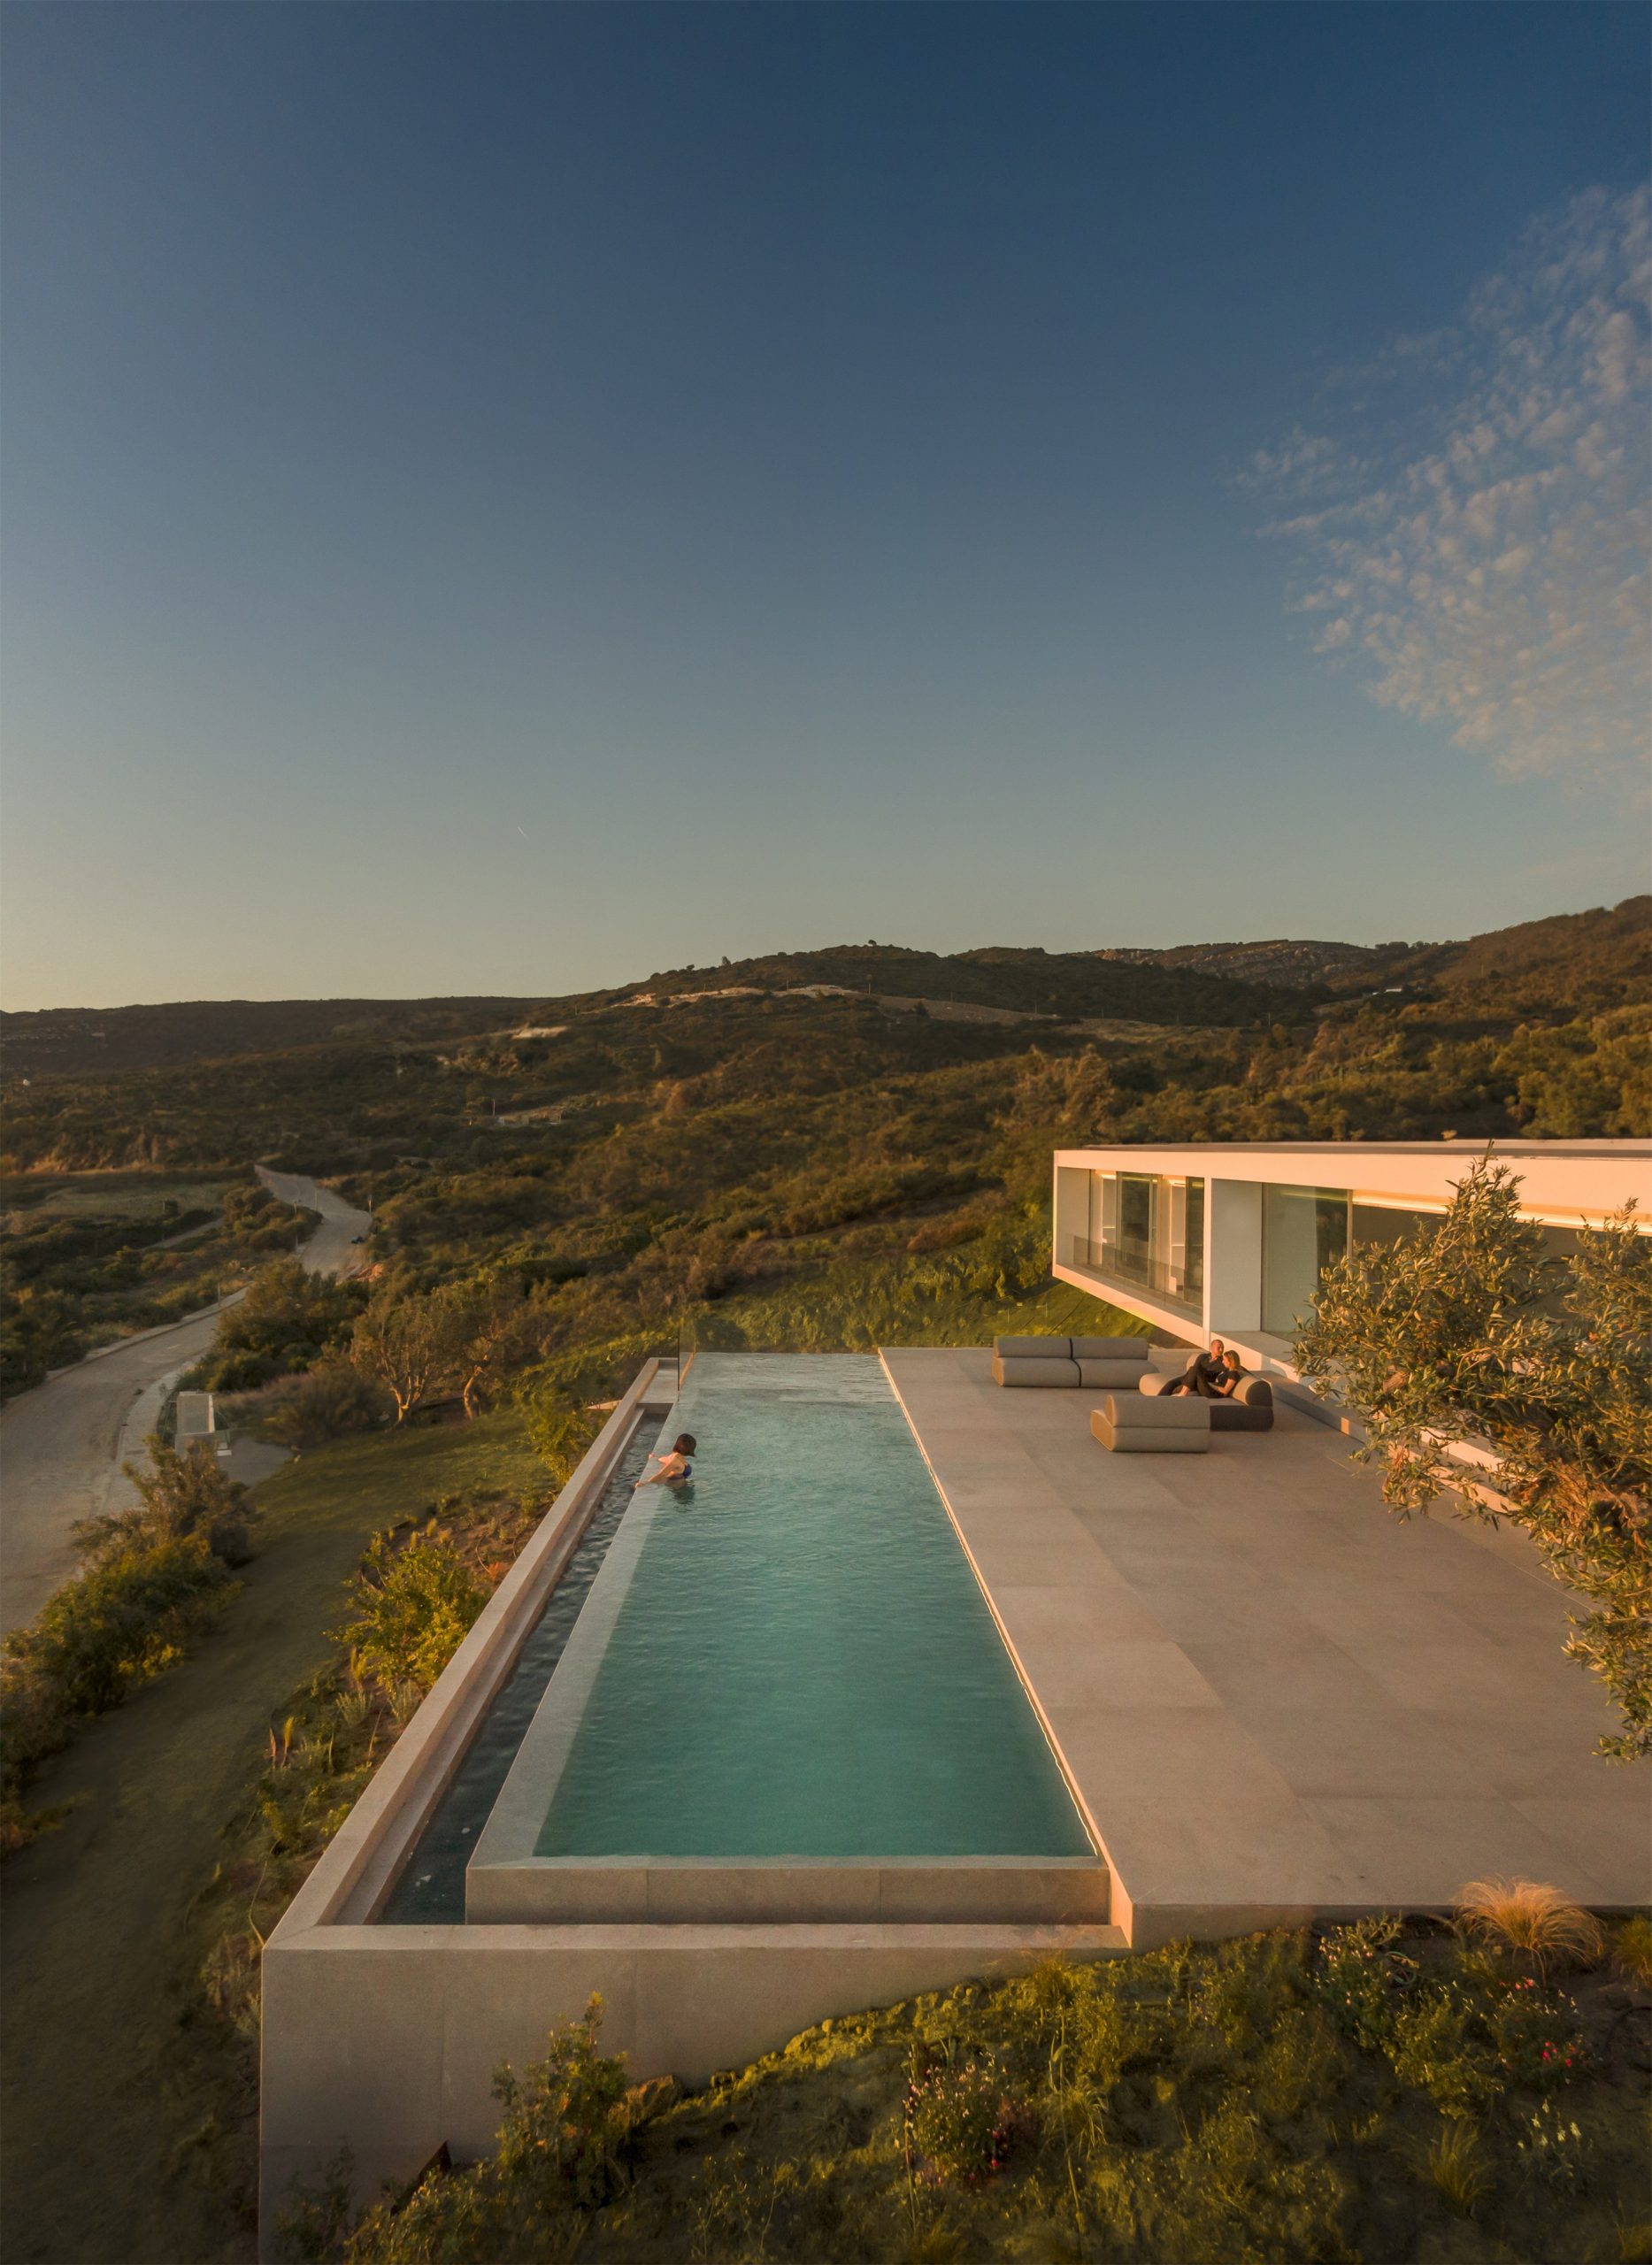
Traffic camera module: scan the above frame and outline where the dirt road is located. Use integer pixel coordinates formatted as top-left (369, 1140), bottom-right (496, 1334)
top-left (253, 1167), bottom-right (371, 1278)
top-left (0, 1309), bottom-right (233, 1634)
top-left (0, 1177), bottom-right (369, 1635)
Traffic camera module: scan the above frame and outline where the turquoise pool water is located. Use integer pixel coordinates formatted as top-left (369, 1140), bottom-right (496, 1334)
top-left (534, 1354), bottom-right (1091, 1859)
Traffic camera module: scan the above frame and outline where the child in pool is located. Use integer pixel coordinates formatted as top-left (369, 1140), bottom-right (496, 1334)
top-left (636, 1432), bottom-right (696, 1488)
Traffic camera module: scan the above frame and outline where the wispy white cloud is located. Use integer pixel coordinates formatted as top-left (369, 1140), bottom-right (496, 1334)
top-left (1243, 188), bottom-right (1650, 784)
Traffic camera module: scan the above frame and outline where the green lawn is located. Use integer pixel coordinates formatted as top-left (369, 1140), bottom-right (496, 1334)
top-left (0, 1411), bottom-right (546, 2265)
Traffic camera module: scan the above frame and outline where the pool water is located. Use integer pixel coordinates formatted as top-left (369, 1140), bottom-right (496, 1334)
top-left (533, 1354), bottom-right (1091, 1859)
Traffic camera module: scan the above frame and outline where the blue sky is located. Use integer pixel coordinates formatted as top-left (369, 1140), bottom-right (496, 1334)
top-left (3, 3), bottom-right (1647, 1010)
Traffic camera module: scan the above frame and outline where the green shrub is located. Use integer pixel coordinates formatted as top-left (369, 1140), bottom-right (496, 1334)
top-left (202, 1258), bottom-right (360, 1394)
top-left (1419, 2118), bottom-right (1492, 2215)
top-left (265, 1367), bottom-right (394, 1447)
top-left (1311, 1916), bottom-right (1404, 2046)
top-left (903, 2057), bottom-right (1031, 2187)
top-left (1513, 2099), bottom-right (1592, 2193)
top-left (1611, 1913), bottom-right (1652, 1986)
top-left (1487, 1978), bottom-right (1590, 2087)
top-left (1386, 1980), bottom-right (1502, 2116)
top-left (332, 1535), bottom-right (485, 1696)
top-left (517, 1394), bottom-right (599, 1484)
top-left (1, 1520), bottom-right (235, 1847)
top-left (278, 1999), bottom-right (648, 2264)
top-left (25, 1529), bottom-right (230, 1714)
top-left (99, 1437), bottom-right (258, 1567)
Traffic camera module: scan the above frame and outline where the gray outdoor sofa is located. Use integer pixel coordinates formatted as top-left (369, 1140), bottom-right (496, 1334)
top-left (1091, 1392), bottom-right (1210, 1453)
top-left (1141, 1361), bottom-right (1275, 1432)
top-left (992, 1335), bottom-right (1153, 1391)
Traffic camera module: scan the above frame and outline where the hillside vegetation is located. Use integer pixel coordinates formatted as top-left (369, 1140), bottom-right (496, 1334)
top-left (3, 902), bottom-right (1645, 1407)
top-left (287, 1924), bottom-right (1652, 2265)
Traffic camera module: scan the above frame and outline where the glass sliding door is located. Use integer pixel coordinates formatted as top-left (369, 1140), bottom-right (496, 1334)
top-left (1182, 1177), bottom-right (1205, 1305)
top-left (1072, 1170), bottom-right (1204, 1317)
top-left (1262, 1185), bottom-right (1349, 1337)
top-left (1117, 1175), bottom-right (1154, 1285)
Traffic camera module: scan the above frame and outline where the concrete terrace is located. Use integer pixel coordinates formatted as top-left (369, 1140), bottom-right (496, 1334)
top-left (882, 1347), bottom-right (1650, 1947)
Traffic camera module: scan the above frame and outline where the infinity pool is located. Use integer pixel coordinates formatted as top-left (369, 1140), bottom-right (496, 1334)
top-left (510, 1353), bottom-right (1090, 1860)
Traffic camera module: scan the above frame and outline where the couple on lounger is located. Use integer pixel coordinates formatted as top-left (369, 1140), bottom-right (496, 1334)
top-left (1167, 1340), bottom-right (1244, 1399)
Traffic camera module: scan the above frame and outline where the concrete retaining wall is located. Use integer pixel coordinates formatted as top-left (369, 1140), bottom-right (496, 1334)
top-left (262, 1917), bottom-right (1126, 2224)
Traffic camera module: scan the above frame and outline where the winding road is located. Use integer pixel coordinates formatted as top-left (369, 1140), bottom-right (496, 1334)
top-left (0, 1172), bottom-right (370, 1635)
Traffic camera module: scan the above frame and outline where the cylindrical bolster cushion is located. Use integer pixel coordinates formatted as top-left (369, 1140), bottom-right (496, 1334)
top-left (994, 1355), bottom-right (1082, 1387)
top-left (993, 1335), bottom-right (1072, 1360)
top-left (1236, 1377), bottom-right (1273, 1409)
top-left (1099, 1391), bottom-right (1210, 1430)
top-left (1068, 1336), bottom-right (1150, 1362)
top-left (1137, 1371), bottom-right (1179, 1396)
top-left (1075, 1359), bottom-right (1153, 1389)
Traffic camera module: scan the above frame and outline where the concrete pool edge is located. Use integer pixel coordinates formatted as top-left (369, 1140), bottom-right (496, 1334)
top-left (274, 1359), bottom-right (680, 1933)
top-left (469, 1402), bottom-right (683, 1881)
top-left (467, 1853), bottom-right (1110, 1924)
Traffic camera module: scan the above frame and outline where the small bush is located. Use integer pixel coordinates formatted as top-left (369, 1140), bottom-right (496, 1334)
top-left (332, 1534), bottom-right (485, 1697)
top-left (1487, 1977), bottom-right (1590, 2087)
top-left (904, 2057), bottom-right (1031, 2187)
top-left (1312, 1915), bottom-right (1404, 2046)
top-left (281, 2000), bottom-right (653, 2263)
top-left (0, 1512), bottom-right (236, 1847)
top-left (1610, 1913), bottom-right (1652, 1987)
top-left (1513, 2099), bottom-right (1592, 2193)
top-left (105, 1437), bottom-right (257, 1568)
top-left (1387, 1980), bottom-right (1500, 2117)
top-left (265, 1368), bottom-right (394, 1448)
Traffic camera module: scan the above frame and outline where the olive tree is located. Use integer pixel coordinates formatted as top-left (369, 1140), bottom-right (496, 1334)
top-left (350, 1289), bottom-right (458, 1424)
top-left (1295, 1160), bottom-right (1651, 1761)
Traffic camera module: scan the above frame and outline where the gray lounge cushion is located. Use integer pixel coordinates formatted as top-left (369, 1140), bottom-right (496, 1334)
top-left (1210, 1377), bottom-right (1274, 1432)
top-left (1090, 1393), bottom-right (1210, 1453)
top-left (1069, 1336), bottom-right (1149, 1362)
top-left (994, 1354), bottom-right (1082, 1387)
top-left (1075, 1359), bottom-right (1153, 1390)
top-left (994, 1335), bottom-right (1072, 1361)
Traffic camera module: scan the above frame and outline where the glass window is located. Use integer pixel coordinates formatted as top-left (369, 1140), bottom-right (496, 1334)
top-left (1351, 1202), bottom-right (1439, 1253)
top-left (1071, 1170), bottom-right (1203, 1315)
top-left (1118, 1175), bottom-right (1154, 1282)
top-left (1184, 1179), bottom-right (1205, 1302)
top-left (1263, 1185), bottom-right (1348, 1337)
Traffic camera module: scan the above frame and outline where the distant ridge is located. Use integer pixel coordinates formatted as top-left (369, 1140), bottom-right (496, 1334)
top-left (1088, 939), bottom-right (1399, 987)
top-left (3, 897), bottom-right (1645, 1082)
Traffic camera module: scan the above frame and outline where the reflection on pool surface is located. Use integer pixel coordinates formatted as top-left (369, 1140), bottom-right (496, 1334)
top-left (532, 1354), bottom-right (1091, 1860)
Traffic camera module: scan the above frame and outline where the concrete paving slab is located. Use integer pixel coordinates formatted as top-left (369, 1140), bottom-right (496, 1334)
top-left (881, 1347), bottom-right (1651, 1939)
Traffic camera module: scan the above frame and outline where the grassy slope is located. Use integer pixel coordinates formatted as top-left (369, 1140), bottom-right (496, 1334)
top-left (572, 1940), bottom-right (1651, 2265)
top-left (0, 1414), bottom-right (545, 2265)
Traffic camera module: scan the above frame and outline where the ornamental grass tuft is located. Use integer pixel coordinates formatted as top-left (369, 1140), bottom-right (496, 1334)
top-left (1419, 2118), bottom-right (1492, 2215)
top-left (1456, 1876), bottom-right (1606, 1976)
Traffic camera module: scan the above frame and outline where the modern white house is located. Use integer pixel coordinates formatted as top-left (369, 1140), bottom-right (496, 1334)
top-left (1053, 1138), bottom-right (1650, 1410)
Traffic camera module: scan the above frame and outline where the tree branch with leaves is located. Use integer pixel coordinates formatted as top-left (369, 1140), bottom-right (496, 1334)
top-left (1295, 1160), bottom-right (1651, 1761)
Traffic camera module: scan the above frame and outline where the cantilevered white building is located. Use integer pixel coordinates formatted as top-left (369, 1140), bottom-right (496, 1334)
top-left (1053, 1139), bottom-right (1650, 1411)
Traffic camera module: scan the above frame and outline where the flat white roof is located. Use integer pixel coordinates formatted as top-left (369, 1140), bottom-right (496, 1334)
top-left (1055, 1139), bottom-right (1650, 1222)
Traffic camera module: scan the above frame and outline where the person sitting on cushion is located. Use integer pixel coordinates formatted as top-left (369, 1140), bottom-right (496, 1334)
top-left (1211, 1349), bottom-right (1245, 1397)
top-left (1169, 1340), bottom-right (1229, 1396)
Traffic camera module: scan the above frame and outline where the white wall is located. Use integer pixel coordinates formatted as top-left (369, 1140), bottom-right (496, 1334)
top-left (1206, 1179), bottom-right (1262, 1337)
